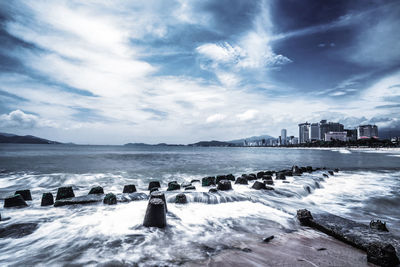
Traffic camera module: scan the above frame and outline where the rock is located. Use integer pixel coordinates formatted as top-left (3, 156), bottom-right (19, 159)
top-left (328, 170), bottom-right (334, 175)
top-left (167, 182), bottom-right (181, 191)
top-left (226, 174), bottom-right (235, 181)
top-left (4, 194), bottom-right (28, 208)
top-left (0, 213), bottom-right (1, 221)
top-left (15, 190), bottom-right (32, 201)
top-left (191, 179), bottom-right (200, 183)
top-left (150, 191), bottom-right (167, 212)
top-left (256, 171), bottom-right (265, 178)
top-left (103, 193), bottom-right (117, 205)
top-left (248, 173), bottom-right (257, 180)
top-left (54, 194), bottom-right (103, 207)
top-left (143, 198), bottom-right (166, 228)
top-left (168, 181), bottom-right (177, 186)
top-left (118, 192), bottom-right (148, 202)
top-left (148, 181), bottom-right (161, 190)
top-left (217, 180), bottom-right (232, 191)
top-left (242, 248), bottom-right (252, 253)
top-left (150, 188), bottom-right (159, 193)
top-left (262, 175), bottom-right (273, 181)
top-left (181, 182), bottom-right (192, 188)
top-left (41, 192), bottom-right (54, 206)
top-left (282, 181), bottom-right (290, 184)
top-left (370, 220), bottom-right (389, 232)
top-left (306, 166), bottom-right (313, 172)
top-left (185, 186), bottom-right (196, 191)
top-left (292, 165), bottom-right (302, 175)
top-left (265, 186), bottom-right (274, 190)
top-left (209, 188), bottom-right (218, 193)
top-left (296, 209), bottom-right (313, 225)
top-left (264, 180), bottom-right (274, 185)
top-left (264, 171), bottom-right (273, 176)
top-left (252, 181), bottom-right (266, 190)
top-left (202, 176), bottom-right (216, 187)
top-left (276, 172), bottom-right (286, 180)
top-left (0, 223), bottom-right (38, 238)
top-left (175, 193), bottom-right (188, 204)
top-left (122, 185), bottom-right (136, 193)
top-left (334, 168), bottom-right (340, 173)
top-left (300, 167), bottom-right (308, 173)
top-left (56, 186), bottom-right (75, 200)
top-left (216, 175), bottom-right (227, 184)
top-left (367, 243), bottom-right (399, 267)
top-left (89, 186), bottom-right (104, 194)
top-left (263, 235), bottom-right (274, 243)
top-left (235, 177), bottom-right (248, 185)
top-left (323, 174), bottom-right (329, 178)
top-left (284, 170), bottom-right (293, 176)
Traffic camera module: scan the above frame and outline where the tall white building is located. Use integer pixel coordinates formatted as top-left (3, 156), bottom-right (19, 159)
top-left (357, 125), bottom-right (378, 139)
top-left (298, 123), bottom-right (310, 143)
top-left (281, 129), bottom-right (287, 145)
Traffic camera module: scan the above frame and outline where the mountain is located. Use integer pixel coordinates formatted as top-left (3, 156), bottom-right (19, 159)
top-left (0, 133), bottom-right (61, 144)
top-left (227, 134), bottom-right (275, 144)
top-left (189, 140), bottom-right (235, 147)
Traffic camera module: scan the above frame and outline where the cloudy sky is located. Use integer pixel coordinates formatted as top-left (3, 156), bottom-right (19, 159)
top-left (0, 0), bottom-right (399, 144)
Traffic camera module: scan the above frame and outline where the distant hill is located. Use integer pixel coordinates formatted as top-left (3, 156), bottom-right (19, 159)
top-left (0, 133), bottom-right (61, 144)
top-left (227, 134), bottom-right (275, 144)
top-left (189, 140), bottom-right (235, 147)
top-left (124, 143), bottom-right (184, 147)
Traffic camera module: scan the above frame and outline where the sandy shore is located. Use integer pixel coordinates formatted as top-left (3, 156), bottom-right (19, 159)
top-left (187, 229), bottom-right (376, 267)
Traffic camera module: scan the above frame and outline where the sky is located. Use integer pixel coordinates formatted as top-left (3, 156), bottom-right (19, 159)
top-left (0, 0), bottom-right (399, 144)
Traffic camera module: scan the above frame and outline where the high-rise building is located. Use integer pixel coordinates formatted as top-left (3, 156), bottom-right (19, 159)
top-left (298, 123), bottom-right (310, 143)
top-left (345, 129), bottom-right (357, 141)
top-left (281, 129), bottom-right (287, 145)
top-left (325, 131), bottom-right (347, 142)
top-left (357, 125), bottom-right (378, 139)
top-left (310, 123), bottom-right (320, 141)
top-left (319, 120), bottom-right (344, 140)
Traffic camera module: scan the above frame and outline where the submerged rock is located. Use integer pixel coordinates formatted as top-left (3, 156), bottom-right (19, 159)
top-left (334, 168), bottom-right (340, 173)
top-left (263, 235), bottom-right (274, 243)
top-left (89, 186), bottom-right (104, 195)
top-left (175, 193), bottom-right (188, 204)
top-left (367, 243), bottom-right (399, 267)
top-left (202, 176), bottom-right (216, 187)
top-left (235, 177), bottom-right (248, 185)
top-left (217, 180), bottom-right (232, 191)
top-left (296, 209), bottom-right (313, 225)
top-left (103, 193), bottom-right (117, 205)
top-left (150, 191), bottom-right (167, 212)
top-left (56, 186), bottom-right (75, 200)
top-left (209, 188), bottom-right (218, 193)
top-left (370, 220), bottom-right (389, 232)
top-left (122, 185), bottom-right (136, 193)
top-left (148, 181), bottom-right (161, 191)
top-left (41, 192), bottom-right (54, 206)
top-left (54, 194), bottom-right (103, 207)
top-left (167, 182), bottom-right (181, 191)
top-left (323, 174), bottom-right (329, 178)
top-left (0, 223), bottom-right (38, 238)
top-left (185, 186), bottom-right (196, 191)
top-left (15, 190), bottom-right (32, 201)
top-left (143, 198), bottom-right (166, 228)
top-left (4, 194), bottom-right (28, 208)
top-left (328, 170), bottom-right (334, 175)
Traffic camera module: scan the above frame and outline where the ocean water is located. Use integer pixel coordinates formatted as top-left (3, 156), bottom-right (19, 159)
top-left (0, 144), bottom-right (400, 266)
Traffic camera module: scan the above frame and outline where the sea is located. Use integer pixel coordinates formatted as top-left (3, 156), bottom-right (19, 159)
top-left (0, 144), bottom-right (399, 266)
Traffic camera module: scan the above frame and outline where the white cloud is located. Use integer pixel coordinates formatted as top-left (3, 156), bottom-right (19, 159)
top-left (0, 109), bottom-right (55, 129)
top-left (206, 113), bottom-right (226, 123)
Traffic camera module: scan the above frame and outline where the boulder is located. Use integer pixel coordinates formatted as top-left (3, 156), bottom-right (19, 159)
top-left (191, 179), bottom-right (200, 183)
top-left (262, 175), bottom-right (273, 181)
top-left (54, 195), bottom-right (103, 207)
top-left (328, 170), bottom-right (334, 175)
top-left (323, 174), bottom-right (329, 178)
top-left (263, 235), bottom-right (274, 243)
top-left (264, 180), bottom-right (274, 185)
top-left (150, 187), bottom-right (159, 193)
top-left (89, 186), bottom-right (104, 195)
top-left (15, 190), bottom-right (32, 201)
top-left (122, 185), bottom-right (136, 193)
top-left (216, 175), bottom-right (227, 184)
top-left (175, 193), bottom-right (188, 204)
top-left (284, 170), bottom-right (293, 176)
top-left (202, 176), bottom-right (216, 187)
top-left (292, 165), bottom-right (302, 175)
top-left (367, 243), bottom-right (399, 267)
top-left (148, 181), bottom-right (161, 191)
top-left (181, 182), bottom-right (192, 188)
top-left (248, 173), bottom-right (257, 180)
top-left (276, 172), bottom-right (286, 180)
top-left (256, 171), bottom-right (265, 178)
top-left (252, 181), bottom-right (266, 190)
top-left (41, 192), bottom-right (54, 206)
top-left (4, 194), bottom-right (28, 208)
top-left (103, 193), bottom-right (117, 205)
top-left (167, 182), bottom-right (181, 191)
top-left (370, 220), bottom-right (389, 232)
top-left (56, 186), bottom-right (75, 200)
top-left (235, 177), bottom-right (248, 185)
top-left (282, 181), bottom-right (290, 184)
top-left (143, 198), bottom-right (166, 228)
top-left (217, 180), bottom-right (232, 191)
top-left (185, 186), bottom-right (196, 191)
top-left (0, 223), bottom-right (38, 238)
top-left (209, 188), bottom-right (218, 193)
top-left (306, 166), bottom-right (313, 172)
top-left (264, 171), bottom-right (273, 176)
top-left (300, 167), bottom-right (308, 173)
top-left (334, 168), bottom-right (340, 173)
top-left (150, 191), bottom-right (167, 212)
top-left (296, 209), bottom-right (313, 225)
top-left (226, 174), bottom-right (235, 181)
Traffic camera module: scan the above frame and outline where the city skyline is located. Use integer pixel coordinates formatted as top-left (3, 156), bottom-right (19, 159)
top-left (0, 1), bottom-right (399, 144)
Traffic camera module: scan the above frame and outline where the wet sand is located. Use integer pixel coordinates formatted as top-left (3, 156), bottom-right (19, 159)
top-left (187, 229), bottom-right (376, 267)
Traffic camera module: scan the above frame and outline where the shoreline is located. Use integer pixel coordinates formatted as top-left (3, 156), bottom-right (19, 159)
top-left (186, 229), bottom-right (376, 267)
